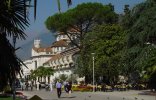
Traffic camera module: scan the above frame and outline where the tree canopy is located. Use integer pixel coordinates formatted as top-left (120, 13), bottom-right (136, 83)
top-left (30, 66), bottom-right (54, 83)
top-left (45, 2), bottom-right (118, 49)
top-left (120, 0), bottom-right (156, 84)
top-left (75, 24), bottom-right (125, 84)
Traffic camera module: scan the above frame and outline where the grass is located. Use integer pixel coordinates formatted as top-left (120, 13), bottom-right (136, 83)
top-left (0, 97), bottom-right (21, 100)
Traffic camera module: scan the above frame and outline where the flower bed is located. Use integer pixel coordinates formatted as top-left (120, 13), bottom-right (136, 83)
top-left (3, 91), bottom-right (26, 99)
top-left (72, 85), bottom-right (92, 92)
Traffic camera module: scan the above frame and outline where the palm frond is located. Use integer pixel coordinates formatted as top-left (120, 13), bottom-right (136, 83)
top-left (57, 0), bottom-right (61, 13)
top-left (34, 0), bottom-right (37, 20)
top-left (0, 0), bottom-right (30, 39)
top-left (0, 34), bottom-right (22, 90)
top-left (67, 0), bottom-right (72, 7)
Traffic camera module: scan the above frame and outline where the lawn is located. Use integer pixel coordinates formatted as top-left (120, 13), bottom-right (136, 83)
top-left (0, 97), bottom-right (21, 100)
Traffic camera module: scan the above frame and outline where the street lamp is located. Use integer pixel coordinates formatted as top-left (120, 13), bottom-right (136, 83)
top-left (91, 53), bottom-right (95, 92)
top-left (13, 35), bottom-right (17, 100)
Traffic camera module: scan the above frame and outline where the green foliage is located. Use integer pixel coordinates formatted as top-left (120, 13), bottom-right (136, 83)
top-left (30, 66), bottom-right (54, 82)
top-left (0, 97), bottom-right (21, 100)
top-left (3, 85), bottom-right (11, 93)
top-left (53, 77), bottom-right (59, 85)
top-left (120, 0), bottom-right (156, 83)
top-left (45, 3), bottom-right (118, 84)
top-left (59, 74), bottom-right (68, 82)
top-left (0, 0), bottom-right (30, 39)
top-left (45, 2), bottom-right (118, 49)
top-left (0, 0), bottom-right (32, 91)
top-left (75, 24), bottom-right (125, 84)
top-left (0, 34), bottom-right (23, 91)
top-left (0, 0), bottom-right (72, 92)
top-left (149, 70), bottom-right (156, 90)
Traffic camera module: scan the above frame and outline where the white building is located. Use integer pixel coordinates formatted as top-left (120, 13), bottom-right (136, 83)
top-left (21, 30), bottom-right (83, 82)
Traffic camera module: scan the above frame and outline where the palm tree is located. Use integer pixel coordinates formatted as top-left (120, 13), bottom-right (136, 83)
top-left (44, 67), bottom-right (54, 83)
top-left (0, 0), bottom-right (30, 91)
top-left (34, 66), bottom-right (44, 82)
top-left (34, 66), bottom-right (54, 83)
top-left (0, 0), bottom-right (72, 91)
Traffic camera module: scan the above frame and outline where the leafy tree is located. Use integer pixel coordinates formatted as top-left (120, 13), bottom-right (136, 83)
top-left (31, 66), bottom-right (54, 83)
top-left (75, 24), bottom-right (125, 84)
top-left (44, 67), bottom-right (54, 83)
top-left (59, 74), bottom-right (68, 82)
top-left (120, 0), bottom-right (156, 84)
top-left (120, 5), bottom-right (131, 30)
top-left (149, 70), bottom-right (156, 91)
top-left (53, 74), bottom-right (68, 84)
top-left (45, 2), bottom-right (118, 49)
top-left (75, 55), bottom-right (92, 84)
top-left (36, 66), bottom-right (45, 82)
top-left (30, 70), bottom-right (37, 80)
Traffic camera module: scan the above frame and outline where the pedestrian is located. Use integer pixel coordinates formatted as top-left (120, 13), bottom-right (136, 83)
top-left (20, 81), bottom-right (24, 91)
top-left (29, 81), bottom-right (33, 91)
top-left (36, 81), bottom-right (40, 90)
top-left (67, 82), bottom-right (72, 96)
top-left (56, 80), bottom-right (62, 98)
top-left (25, 81), bottom-right (29, 91)
top-left (63, 81), bottom-right (68, 93)
top-left (50, 80), bottom-right (53, 92)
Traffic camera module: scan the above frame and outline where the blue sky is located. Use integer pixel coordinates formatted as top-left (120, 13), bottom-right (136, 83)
top-left (17, 0), bottom-right (145, 46)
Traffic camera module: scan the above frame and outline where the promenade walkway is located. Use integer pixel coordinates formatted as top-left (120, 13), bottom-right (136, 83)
top-left (20, 89), bottom-right (156, 100)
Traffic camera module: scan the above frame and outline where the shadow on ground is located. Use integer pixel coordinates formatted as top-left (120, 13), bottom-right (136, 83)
top-left (138, 90), bottom-right (156, 96)
top-left (60, 96), bottom-right (76, 98)
top-left (43, 96), bottom-right (76, 100)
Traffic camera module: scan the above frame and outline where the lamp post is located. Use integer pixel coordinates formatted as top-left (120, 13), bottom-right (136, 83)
top-left (13, 35), bottom-right (17, 100)
top-left (91, 53), bottom-right (95, 92)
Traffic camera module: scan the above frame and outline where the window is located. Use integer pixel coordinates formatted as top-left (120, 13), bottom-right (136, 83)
top-left (35, 61), bottom-right (37, 69)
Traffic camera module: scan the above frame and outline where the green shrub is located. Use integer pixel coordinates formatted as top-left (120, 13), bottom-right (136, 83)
top-left (3, 85), bottom-right (11, 93)
top-left (149, 71), bottom-right (156, 91)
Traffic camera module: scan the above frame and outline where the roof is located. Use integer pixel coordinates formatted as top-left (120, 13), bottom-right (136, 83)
top-left (32, 47), bottom-right (52, 53)
top-left (51, 40), bottom-right (68, 47)
top-left (43, 47), bottom-right (79, 65)
top-left (44, 54), bottom-right (62, 64)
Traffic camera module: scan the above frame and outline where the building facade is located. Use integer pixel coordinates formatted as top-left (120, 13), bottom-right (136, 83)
top-left (21, 31), bottom-right (83, 83)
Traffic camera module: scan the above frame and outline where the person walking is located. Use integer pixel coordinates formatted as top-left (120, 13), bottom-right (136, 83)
top-left (49, 80), bottom-right (53, 92)
top-left (67, 82), bottom-right (72, 97)
top-left (29, 81), bottom-right (33, 91)
top-left (36, 81), bottom-right (40, 90)
top-left (56, 81), bottom-right (62, 98)
top-left (25, 81), bottom-right (29, 91)
top-left (63, 81), bottom-right (68, 93)
top-left (20, 81), bottom-right (24, 91)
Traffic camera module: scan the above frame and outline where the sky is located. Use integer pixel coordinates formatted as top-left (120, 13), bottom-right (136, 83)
top-left (16, 0), bottom-right (145, 46)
